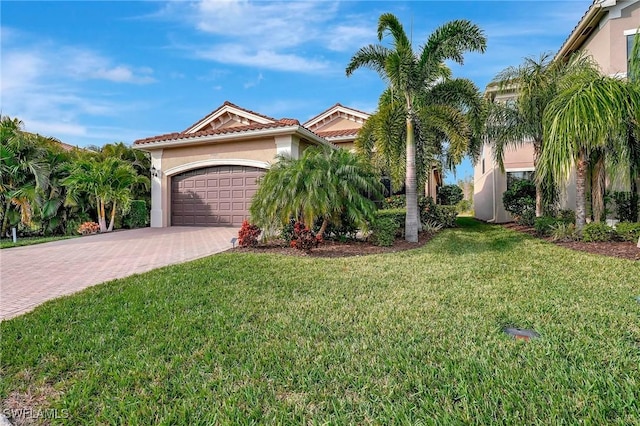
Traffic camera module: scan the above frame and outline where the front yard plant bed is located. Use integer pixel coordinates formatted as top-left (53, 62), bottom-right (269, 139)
top-left (502, 223), bottom-right (640, 261)
top-left (2, 218), bottom-right (639, 424)
top-left (233, 232), bottom-right (435, 258)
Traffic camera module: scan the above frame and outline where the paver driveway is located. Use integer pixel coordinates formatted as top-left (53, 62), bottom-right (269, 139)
top-left (0, 227), bottom-right (236, 320)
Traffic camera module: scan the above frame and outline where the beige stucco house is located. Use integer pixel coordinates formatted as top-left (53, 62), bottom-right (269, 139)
top-left (474, 0), bottom-right (639, 223)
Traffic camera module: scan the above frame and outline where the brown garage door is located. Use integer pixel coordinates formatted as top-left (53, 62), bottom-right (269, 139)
top-left (171, 165), bottom-right (264, 226)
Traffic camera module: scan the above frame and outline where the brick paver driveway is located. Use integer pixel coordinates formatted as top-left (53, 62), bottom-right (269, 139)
top-left (0, 227), bottom-right (236, 320)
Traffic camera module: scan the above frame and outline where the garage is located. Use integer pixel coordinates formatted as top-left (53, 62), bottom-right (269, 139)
top-left (171, 165), bottom-right (265, 226)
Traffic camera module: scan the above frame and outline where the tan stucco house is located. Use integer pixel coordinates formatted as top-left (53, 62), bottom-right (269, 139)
top-left (474, 0), bottom-right (639, 223)
top-left (136, 101), bottom-right (434, 228)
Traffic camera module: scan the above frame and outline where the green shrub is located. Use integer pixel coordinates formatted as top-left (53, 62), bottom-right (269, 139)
top-left (420, 197), bottom-right (457, 228)
top-left (456, 199), bottom-right (472, 213)
top-left (375, 209), bottom-right (405, 236)
top-left (582, 223), bottom-right (615, 242)
top-left (381, 195), bottom-right (406, 209)
top-left (549, 222), bottom-right (579, 242)
top-left (534, 216), bottom-right (573, 237)
top-left (502, 180), bottom-right (536, 225)
top-left (614, 222), bottom-right (640, 242)
top-left (370, 216), bottom-right (399, 247)
top-left (123, 200), bottom-right (149, 229)
top-left (437, 184), bottom-right (464, 205)
top-left (612, 191), bottom-right (639, 222)
top-left (557, 209), bottom-right (576, 223)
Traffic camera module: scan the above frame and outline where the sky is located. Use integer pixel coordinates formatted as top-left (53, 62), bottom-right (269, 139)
top-left (1, 0), bottom-right (593, 182)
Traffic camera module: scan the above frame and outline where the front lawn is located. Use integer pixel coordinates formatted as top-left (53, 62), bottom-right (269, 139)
top-left (1, 218), bottom-right (639, 424)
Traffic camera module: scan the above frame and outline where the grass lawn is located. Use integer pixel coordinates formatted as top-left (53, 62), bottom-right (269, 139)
top-left (0, 235), bottom-right (77, 249)
top-left (1, 218), bottom-right (639, 424)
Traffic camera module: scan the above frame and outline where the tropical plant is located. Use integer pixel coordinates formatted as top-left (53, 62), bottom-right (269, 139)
top-left (539, 61), bottom-right (639, 231)
top-left (437, 184), bottom-right (464, 205)
top-left (0, 116), bottom-right (51, 235)
top-left (249, 147), bottom-right (383, 237)
top-left (502, 180), bottom-right (536, 225)
top-left (63, 157), bottom-right (149, 233)
top-left (346, 13), bottom-right (486, 242)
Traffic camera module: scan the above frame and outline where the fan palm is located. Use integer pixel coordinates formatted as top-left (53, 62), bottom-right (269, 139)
top-left (346, 13), bottom-right (486, 242)
top-left (249, 147), bottom-right (383, 237)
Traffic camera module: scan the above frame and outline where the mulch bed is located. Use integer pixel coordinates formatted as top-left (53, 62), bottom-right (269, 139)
top-left (501, 223), bottom-right (640, 261)
top-left (232, 232), bottom-right (434, 258)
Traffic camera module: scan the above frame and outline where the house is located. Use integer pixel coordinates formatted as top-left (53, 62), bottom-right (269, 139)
top-left (474, 0), bottom-right (639, 223)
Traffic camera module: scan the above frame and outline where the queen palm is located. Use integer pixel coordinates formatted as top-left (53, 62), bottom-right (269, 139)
top-left (249, 147), bottom-right (383, 237)
top-left (486, 54), bottom-right (597, 217)
top-left (539, 70), bottom-right (638, 231)
top-left (346, 13), bottom-right (486, 242)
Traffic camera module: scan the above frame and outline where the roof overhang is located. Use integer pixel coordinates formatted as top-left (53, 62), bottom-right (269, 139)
top-left (555, 1), bottom-right (611, 61)
top-left (135, 125), bottom-right (334, 151)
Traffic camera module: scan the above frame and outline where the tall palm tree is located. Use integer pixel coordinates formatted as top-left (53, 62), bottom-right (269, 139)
top-left (346, 13), bottom-right (486, 242)
top-left (486, 54), bottom-right (596, 217)
top-left (539, 70), bottom-right (638, 231)
top-left (249, 147), bottom-right (383, 237)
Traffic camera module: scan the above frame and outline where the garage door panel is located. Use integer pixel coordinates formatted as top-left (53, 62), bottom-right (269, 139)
top-left (171, 165), bottom-right (264, 226)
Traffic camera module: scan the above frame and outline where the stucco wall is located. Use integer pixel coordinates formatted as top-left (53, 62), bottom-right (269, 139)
top-left (583, 1), bottom-right (640, 75)
top-left (161, 138), bottom-right (278, 171)
top-left (315, 117), bottom-right (363, 132)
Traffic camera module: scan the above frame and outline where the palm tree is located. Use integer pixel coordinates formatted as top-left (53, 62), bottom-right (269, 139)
top-left (346, 13), bottom-right (486, 242)
top-left (486, 54), bottom-right (597, 217)
top-left (539, 70), bottom-right (638, 231)
top-left (63, 157), bottom-right (149, 233)
top-left (0, 116), bottom-right (50, 235)
top-left (249, 147), bottom-right (383, 237)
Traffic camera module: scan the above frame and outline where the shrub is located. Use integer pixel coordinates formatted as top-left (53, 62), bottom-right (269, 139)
top-left (612, 191), bottom-right (639, 222)
top-left (549, 222), bottom-right (579, 242)
top-left (289, 222), bottom-right (321, 252)
top-left (437, 184), bottom-right (463, 206)
top-left (123, 200), bottom-right (149, 229)
top-left (557, 209), bottom-right (576, 223)
top-left (374, 209), bottom-right (405, 236)
top-left (421, 197), bottom-right (457, 228)
top-left (456, 199), bottom-right (472, 214)
top-left (614, 222), bottom-right (640, 242)
top-left (381, 195), bottom-right (406, 209)
top-left (582, 223), bottom-right (615, 242)
top-left (422, 220), bottom-right (443, 234)
top-left (77, 221), bottom-right (100, 235)
top-left (238, 220), bottom-right (261, 247)
top-left (502, 180), bottom-right (536, 225)
top-left (370, 216), bottom-right (399, 247)
top-left (534, 215), bottom-right (573, 237)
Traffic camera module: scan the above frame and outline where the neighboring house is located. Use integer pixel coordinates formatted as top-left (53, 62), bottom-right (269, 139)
top-left (134, 101), bottom-right (441, 228)
top-left (474, 0), bottom-right (639, 223)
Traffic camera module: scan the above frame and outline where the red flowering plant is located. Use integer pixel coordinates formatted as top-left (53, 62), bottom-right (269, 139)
top-left (237, 220), bottom-right (261, 247)
top-left (77, 221), bottom-right (100, 235)
top-left (289, 221), bottom-right (321, 252)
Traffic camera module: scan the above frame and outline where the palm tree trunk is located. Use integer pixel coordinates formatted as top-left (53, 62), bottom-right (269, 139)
top-left (405, 115), bottom-right (419, 243)
top-left (98, 199), bottom-right (107, 233)
top-left (107, 202), bottom-right (117, 232)
top-left (1, 200), bottom-right (11, 236)
top-left (575, 149), bottom-right (588, 231)
top-left (317, 217), bottom-right (329, 237)
top-left (533, 141), bottom-right (543, 217)
top-left (591, 152), bottom-right (606, 223)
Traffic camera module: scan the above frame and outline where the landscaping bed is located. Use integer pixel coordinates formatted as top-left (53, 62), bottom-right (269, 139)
top-left (501, 222), bottom-right (640, 261)
top-left (233, 231), bottom-right (434, 258)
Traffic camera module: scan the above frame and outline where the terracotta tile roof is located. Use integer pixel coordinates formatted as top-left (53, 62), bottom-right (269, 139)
top-left (315, 129), bottom-right (359, 138)
top-left (134, 119), bottom-right (298, 146)
top-left (184, 100), bottom-right (277, 132)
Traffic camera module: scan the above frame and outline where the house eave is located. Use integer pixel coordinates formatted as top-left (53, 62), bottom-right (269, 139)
top-left (555, 1), bottom-right (610, 61)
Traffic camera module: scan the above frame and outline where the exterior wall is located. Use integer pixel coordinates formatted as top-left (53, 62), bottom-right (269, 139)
top-left (315, 117), bottom-right (363, 132)
top-left (333, 141), bottom-right (355, 151)
top-left (503, 143), bottom-right (535, 170)
top-left (161, 138), bottom-right (278, 171)
top-left (582, 1), bottom-right (640, 76)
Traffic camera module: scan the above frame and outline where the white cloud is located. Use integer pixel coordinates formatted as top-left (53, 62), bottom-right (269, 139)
top-left (243, 72), bottom-right (264, 89)
top-left (157, 0), bottom-right (371, 73)
top-left (1, 32), bottom-right (156, 143)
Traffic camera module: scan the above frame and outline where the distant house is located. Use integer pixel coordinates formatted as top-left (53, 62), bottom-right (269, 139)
top-left (134, 101), bottom-right (441, 228)
top-left (474, 0), bottom-right (639, 223)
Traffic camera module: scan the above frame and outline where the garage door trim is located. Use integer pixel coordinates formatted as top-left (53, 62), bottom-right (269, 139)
top-left (164, 159), bottom-right (270, 177)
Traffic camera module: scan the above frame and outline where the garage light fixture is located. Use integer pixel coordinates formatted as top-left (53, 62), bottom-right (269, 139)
top-left (150, 166), bottom-right (159, 177)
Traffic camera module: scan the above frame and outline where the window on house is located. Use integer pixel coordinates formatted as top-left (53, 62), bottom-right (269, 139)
top-left (506, 170), bottom-right (534, 190)
top-left (628, 34), bottom-right (638, 80)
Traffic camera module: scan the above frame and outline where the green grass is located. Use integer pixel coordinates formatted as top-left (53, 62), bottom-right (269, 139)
top-left (1, 218), bottom-right (639, 424)
top-left (0, 235), bottom-right (77, 249)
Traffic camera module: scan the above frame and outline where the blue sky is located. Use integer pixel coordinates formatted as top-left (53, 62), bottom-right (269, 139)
top-left (1, 0), bottom-right (592, 182)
